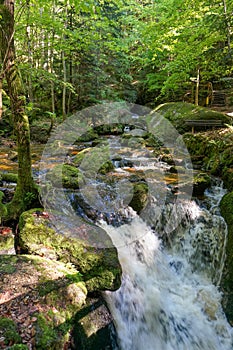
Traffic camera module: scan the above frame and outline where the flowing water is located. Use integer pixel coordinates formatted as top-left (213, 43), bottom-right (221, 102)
top-left (103, 182), bottom-right (232, 350)
top-left (38, 133), bottom-right (233, 349)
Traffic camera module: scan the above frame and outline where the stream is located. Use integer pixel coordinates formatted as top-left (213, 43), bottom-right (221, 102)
top-left (103, 182), bottom-right (232, 349)
top-left (92, 137), bottom-right (232, 349)
top-left (1, 127), bottom-right (232, 349)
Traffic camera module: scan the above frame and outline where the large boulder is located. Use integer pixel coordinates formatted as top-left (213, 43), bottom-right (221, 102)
top-left (155, 102), bottom-right (231, 134)
top-left (220, 191), bottom-right (233, 325)
top-left (183, 128), bottom-right (233, 191)
top-left (17, 209), bottom-right (122, 292)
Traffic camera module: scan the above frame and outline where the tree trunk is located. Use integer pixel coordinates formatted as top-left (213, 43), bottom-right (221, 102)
top-left (26, 0), bottom-right (33, 102)
top-left (223, 0), bottom-right (231, 52)
top-left (62, 50), bottom-right (67, 120)
top-left (0, 78), bottom-right (3, 119)
top-left (0, 0), bottom-right (38, 219)
top-left (195, 68), bottom-right (200, 106)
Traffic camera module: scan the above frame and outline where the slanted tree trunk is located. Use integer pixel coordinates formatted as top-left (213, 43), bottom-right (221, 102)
top-left (0, 0), bottom-right (38, 219)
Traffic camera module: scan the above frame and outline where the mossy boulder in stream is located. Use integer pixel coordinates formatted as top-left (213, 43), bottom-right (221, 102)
top-left (129, 182), bottom-right (149, 214)
top-left (220, 191), bottom-right (233, 325)
top-left (45, 164), bottom-right (81, 189)
top-left (17, 209), bottom-right (122, 292)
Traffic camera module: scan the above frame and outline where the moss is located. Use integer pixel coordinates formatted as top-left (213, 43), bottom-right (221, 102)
top-left (35, 313), bottom-right (61, 350)
top-left (192, 172), bottom-right (211, 196)
top-left (0, 317), bottom-right (22, 346)
top-left (155, 102), bottom-right (230, 134)
top-left (222, 168), bottom-right (233, 191)
top-left (0, 172), bottom-right (18, 183)
top-left (0, 255), bottom-right (18, 273)
top-left (0, 232), bottom-right (14, 250)
top-left (18, 209), bottom-right (122, 292)
top-left (98, 160), bottom-right (115, 175)
top-left (94, 123), bottom-right (124, 135)
top-left (76, 129), bottom-right (98, 142)
top-left (46, 164), bottom-right (81, 189)
top-left (129, 182), bottom-right (148, 214)
top-left (220, 192), bottom-right (233, 324)
top-left (73, 148), bottom-right (92, 166)
top-left (183, 129), bottom-right (233, 191)
top-left (0, 190), bottom-right (7, 221)
top-left (9, 345), bottom-right (28, 350)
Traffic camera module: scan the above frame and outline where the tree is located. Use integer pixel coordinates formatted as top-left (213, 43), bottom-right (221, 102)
top-left (135, 0), bottom-right (233, 105)
top-left (0, 0), bottom-right (38, 219)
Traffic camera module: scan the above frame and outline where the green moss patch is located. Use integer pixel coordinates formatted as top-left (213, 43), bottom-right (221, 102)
top-left (45, 164), bottom-right (82, 189)
top-left (220, 192), bottom-right (233, 324)
top-left (0, 317), bottom-right (22, 347)
top-left (155, 102), bottom-right (230, 133)
top-left (18, 209), bottom-right (122, 292)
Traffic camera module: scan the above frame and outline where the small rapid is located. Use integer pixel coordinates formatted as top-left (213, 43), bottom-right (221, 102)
top-left (103, 183), bottom-right (232, 350)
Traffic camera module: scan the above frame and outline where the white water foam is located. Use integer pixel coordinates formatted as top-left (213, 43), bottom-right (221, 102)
top-left (103, 190), bottom-right (232, 350)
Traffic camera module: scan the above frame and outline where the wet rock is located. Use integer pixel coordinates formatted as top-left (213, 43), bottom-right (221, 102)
top-left (73, 148), bottom-right (92, 166)
top-left (76, 129), bottom-right (99, 143)
top-left (192, 172), bottom-right (211, 196)
top-left (98, 160), bottom-right (115, 175)
top-left (129, 182), bottom-right (148, 214)
top-left (45, 164), bottom-right (81, 189)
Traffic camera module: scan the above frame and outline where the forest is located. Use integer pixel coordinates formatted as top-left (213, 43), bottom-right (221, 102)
top-left (0, 0), bottom-right (233, 349)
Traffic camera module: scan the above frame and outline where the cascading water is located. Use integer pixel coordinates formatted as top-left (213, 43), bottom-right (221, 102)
top-left (103, 182), bottom-right (233, 350)
top-left (39, 124), bottom-right (232, 349)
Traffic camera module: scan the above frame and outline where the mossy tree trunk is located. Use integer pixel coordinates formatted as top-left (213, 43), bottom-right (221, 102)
top-left (0, 0), bottom-right (38, 219)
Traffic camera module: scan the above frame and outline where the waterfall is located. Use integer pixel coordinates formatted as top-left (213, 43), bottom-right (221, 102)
top-left (103, 184), bottom-right (233, 350)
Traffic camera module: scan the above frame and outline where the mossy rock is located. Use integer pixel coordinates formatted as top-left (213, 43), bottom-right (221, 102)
top-left (18, 209), bottom-right (122, 292)
top-left (192, 172), bottom-right (211, 196)
top-left (76, 129), bottom-right (99, 142)
top-left (0, 172), bottom-right (18, 183)
top-left (73, 148), bottom-right (92, 166)
top-left (220, 191), bottom-right (233, 325)
top-left (155, 102), bottom-right (230, 133)
top-left (183, 129), bottom-right (233, 191)
top-left (98, 160), bottom-right (115, 175)
top-left (222, 168), bottom-right (233, 191)
top-left (144, 134), bottom-right (163, 149)
top-left (129, 182), bottom-right (149, 214)
top-left (45, 164), bottom-right (81, 189)
top-left (73, 146), bottom-right (115, 175)
top-left (94, 123), bottom-right (124, 135)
